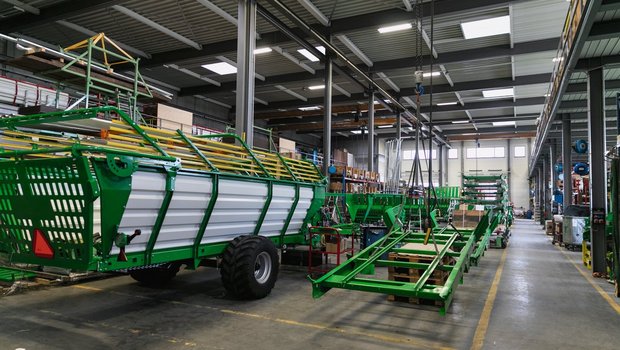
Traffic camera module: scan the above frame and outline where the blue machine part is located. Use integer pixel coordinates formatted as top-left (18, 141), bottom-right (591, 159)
top-left (328, 165), bottom-right (337, 174)
top-left (555, 163), bottom-right (563, 173)
top-left (558, 173), bottom-right (564, 181)
top-left (573, 162), bottom-right (589, 176)
top-left (574, 139), bottom-right (588, 154)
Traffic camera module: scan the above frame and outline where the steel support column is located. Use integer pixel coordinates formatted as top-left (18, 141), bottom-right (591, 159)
top-left (562, 115), bottom-right (573, 210)
top-left (323, 55), bottom-right (333, 176)
top-left (438, 144), bottom-right (444, 186)
top-left (538, 167), bottom-right (544, 224)
top-left (507, 138), bottom-right (512, 202)
top-left (235, 0), bottom-right (257, 147)
top-left (368, 89), bottom-right (375, 172)
top-left (587, 66), bottom-right (608, 273)
top-left (549, 143), bottom-right (555, 214)
top-left (542, 158), bottom-right (548, 223)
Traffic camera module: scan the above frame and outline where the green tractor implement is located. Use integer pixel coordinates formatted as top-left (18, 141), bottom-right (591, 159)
top-left (0, 107), bottom-right (325, 298)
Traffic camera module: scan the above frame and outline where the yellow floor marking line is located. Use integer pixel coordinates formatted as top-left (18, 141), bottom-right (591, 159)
top-left (470, 248), bottom-right (509, 350)
top-left (71, 284), bottom-right (454, 350)
top-left (555, 245), bottom-right (620, 315)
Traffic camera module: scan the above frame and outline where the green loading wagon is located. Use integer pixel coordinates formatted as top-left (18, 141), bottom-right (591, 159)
top-left (0, 106), bottom-right (326, 298)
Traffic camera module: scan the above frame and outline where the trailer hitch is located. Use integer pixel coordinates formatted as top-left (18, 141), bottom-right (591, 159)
top-left (115, 229), bottom-right (141, 262)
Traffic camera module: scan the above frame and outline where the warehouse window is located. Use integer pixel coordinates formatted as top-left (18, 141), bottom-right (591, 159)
top-left (448, 149), bottom-right (458, 159)
top-left (402, 150), bottom-right (436, 160)
top-left (514, 146), bottom-right (526, 158)
top-left (466, 147), bottom-right (505, 158)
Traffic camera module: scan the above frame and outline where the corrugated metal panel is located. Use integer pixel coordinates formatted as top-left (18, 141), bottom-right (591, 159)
top-left (514, 83), bottom-right (549, 98)
top-left (469, 108), bottom-right (514, 118)
top-left (581, 38), bottom-right (620, 58)
top-left (512, 0), bottom-right (569, 43)
top-left (515, 105), bottom-right (545, 114)
top-left (445, 57), bottom-right (512, 83)
top-left (344, 26), bottom-right (428, 63)
top-left (514, 51), bottom-right (557, 76)
top-left (435, 35), bottom-right (509, 54)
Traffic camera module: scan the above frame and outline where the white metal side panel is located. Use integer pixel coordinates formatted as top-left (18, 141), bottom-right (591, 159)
top-left (259, 184), bottom-right (295, 237)
top-left (112, 171), bottom-right (166, 254)
top-left (285, 187), bottom-right (314, 235)
top-left (201, 179), bottom-right (268, 244)
top-left (153, 175), bottom-right (212, 250)
top-left (93, 198), bottom-right (101, 238)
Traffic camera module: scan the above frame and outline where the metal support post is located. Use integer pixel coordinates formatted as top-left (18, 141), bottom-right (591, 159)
top-left (438, 144), bottom-right (444, 186)
top-left (562, 115), bottom-right (572, 210)
top-left (323, 54), bottom-right (333, 176)
top-left (368, 89), bottom-right (375, 172)
top-left (507, 139), bottom-right (512, 202)
top-left (460, 141), bottom-right (465, 184)
top-left (587, 67), bottom-right (608, 273)
top-left (542, 158), bottom-right (548, 223)
top-left (549, 143), bottom-right (555, 214)
top-left (538, 167), bottom-right (543, 224)
top-left (235, 0), bottom-right (257, 148)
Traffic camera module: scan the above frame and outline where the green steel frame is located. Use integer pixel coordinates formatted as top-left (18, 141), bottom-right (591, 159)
top-left (309, 204), bottom-right (501, 314)
top-left (0, 107), bottom-right (326, 272)
top-left (609, 157), bottom-right (620, 297)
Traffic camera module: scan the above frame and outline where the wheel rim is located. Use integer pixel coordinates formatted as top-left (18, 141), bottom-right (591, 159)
top-left (254, 251), bottom-right (272, 284)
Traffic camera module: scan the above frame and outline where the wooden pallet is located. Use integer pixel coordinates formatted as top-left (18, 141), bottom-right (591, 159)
top-left (388, 273), bottom-right (447, 286)
top-left (387, 294), bottom-right (445, 307)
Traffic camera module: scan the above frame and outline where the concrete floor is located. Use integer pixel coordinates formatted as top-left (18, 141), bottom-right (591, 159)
top-left (0, 219), bottom-right (618, 350)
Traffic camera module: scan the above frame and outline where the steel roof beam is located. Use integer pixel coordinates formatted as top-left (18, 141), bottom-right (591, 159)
top-left (127, 0), bottom-right (513, 69)
top-left (2, 0), bottom-right (39, 15)
top-left (56, 20), bottom-right (151, 59)
top-left (0, 0), bottom-right (123, 32)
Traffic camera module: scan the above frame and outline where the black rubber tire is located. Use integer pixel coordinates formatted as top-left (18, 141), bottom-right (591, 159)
top-left (220, 235), bottom-right (279, 299)
top-left (129, 262), bottom-right (181, 287)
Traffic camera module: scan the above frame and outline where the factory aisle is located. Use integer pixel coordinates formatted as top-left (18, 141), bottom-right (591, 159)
top-left (482, 219), bottom-right (620, 349)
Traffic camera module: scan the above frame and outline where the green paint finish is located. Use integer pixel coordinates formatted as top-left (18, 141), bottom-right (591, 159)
top-left (254, 181), bottom-right (273, 235)
top-left (279, 184), bottom-right (300, 246)
top-left (0, 107), bottom-right (325, 273)
top-left (176, 129), bottom-right (218, 172)
top-left (144, 167), bottom-right (177, 265)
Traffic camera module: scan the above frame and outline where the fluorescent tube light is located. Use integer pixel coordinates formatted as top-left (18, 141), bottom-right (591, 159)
top-left (254, 47), bottom-right (272, 54)
top-left (377, 125), bottom-right (393, 128)
top-left (482, 88), bottom-right (514, 98)
top-left (492, 121), bottom-right (516, 127)
top-left (437, 102), bottom-right (458, 106)
top-left (351, 130), bottom-right (362, 134)
top-left (461, 16), bottom-right (510, 39)
top-left (298, 106), bottom-right (321, 111)
top-left (202, 62), bottom-right (237, 75)
top-left (378, 23), bottom-right (412, 34)
top-left (423, 71), bottom-right (441, 77)
top-left (308, 85), bottom-right (325, 90)
top-left (297, 46), bottom-right (325, 62)
top-left (452, 120), bottom-right (469, 124)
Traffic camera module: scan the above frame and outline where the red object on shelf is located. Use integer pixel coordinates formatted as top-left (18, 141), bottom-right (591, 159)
top-left (307, 226), bottom-right (355, 277)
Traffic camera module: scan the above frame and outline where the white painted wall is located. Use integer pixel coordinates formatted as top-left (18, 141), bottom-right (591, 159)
top-left (444, 138), bottom-right (532, 209)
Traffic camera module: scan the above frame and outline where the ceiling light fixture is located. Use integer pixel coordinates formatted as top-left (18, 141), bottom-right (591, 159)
top-left (461, 15), bottom-right (511, 39)
top-left (437, 102), bottom-right (458, 106)
top-left (452, 120), bottom-right (469, 124)
top-left (423, 71), bottom-right (441, 77)
top-left (254, 47), bottom-right (272, 54)
top-left (482, 88), bottom-right (514, 98)
top-left (201, 62), bottom-right (237, 75)
top-left (308, 85), bottom-right (325, 90)
top-left (298, 106), bottom-right (321, 111)
top-left (378, 23), bottom-right (412, 34)
top-left (492, 121), bottom-right (516, 127)
top-left (297, 46), bottom-right (325, 62)
top-left (351, 130), bottom-right (362, 134)
top-left (377, 125), bottom-right (393, 128)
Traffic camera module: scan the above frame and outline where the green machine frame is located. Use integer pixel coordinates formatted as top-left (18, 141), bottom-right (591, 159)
top-left (0, 107), bottom-right (326, 272)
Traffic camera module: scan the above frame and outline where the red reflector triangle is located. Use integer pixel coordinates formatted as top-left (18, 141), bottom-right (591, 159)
top-left (33, 229), bottom-right (54, 259)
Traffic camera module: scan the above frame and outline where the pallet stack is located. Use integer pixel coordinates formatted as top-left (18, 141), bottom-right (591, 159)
top-left (386, 243), bottom-right (455, 306)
